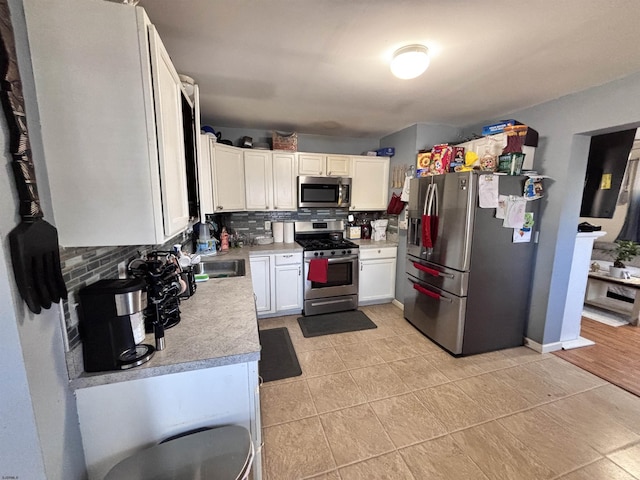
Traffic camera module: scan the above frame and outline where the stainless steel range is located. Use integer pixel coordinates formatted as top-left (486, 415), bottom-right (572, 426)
top-left (295, 221), bottom-right (359, 316)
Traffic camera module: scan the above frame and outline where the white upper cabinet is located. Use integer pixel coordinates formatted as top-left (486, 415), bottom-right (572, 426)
top-left (211, 143), bottom-right (246, 212)
top-left (298, 153), bottom-right (350, 177)
top-left (198, 134), bottom-right (214, 217)
top-left (349, 156), bottom-right (390, 211)
top-left (148, 24), bottom-right (190, 238)
top-left (326, 155), bottom-right (351, 176)
top-left (23, 0), bottom-right (191, 246)
top-left (271, 152), bottom-right (297, 210)
top-left (240, 148), bottom-right (297, 211)
top-left (244, 150), bottom-right (272, 211)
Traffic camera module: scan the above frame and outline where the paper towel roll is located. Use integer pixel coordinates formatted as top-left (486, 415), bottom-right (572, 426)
top-left (284, 222), bottom-right (294, 243)
top-left (273, 222), bottom-right (284, 243)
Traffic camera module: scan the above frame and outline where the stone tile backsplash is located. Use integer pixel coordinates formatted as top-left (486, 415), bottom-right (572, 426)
top-left (60, 230), bottom-right (191, 351)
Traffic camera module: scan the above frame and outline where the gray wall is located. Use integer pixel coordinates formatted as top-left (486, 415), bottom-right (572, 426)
top-left (1, 1), bottom-right (86, 479)
top-left (462, 72), bottom-right (640, 345)
top-left (380, 123), bottom-right (461, 305)
top-left (209, 126), bottom-right (379, 155)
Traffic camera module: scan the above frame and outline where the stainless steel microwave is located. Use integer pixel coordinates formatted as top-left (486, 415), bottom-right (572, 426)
top-left (298, 176), bottom-right (351, 208)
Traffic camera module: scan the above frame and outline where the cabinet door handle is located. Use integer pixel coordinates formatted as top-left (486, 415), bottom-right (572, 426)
top-left (327, 171), bottom-right (331, 175)
top-left (298, 267), bottom-right (301, 276)
top-left (360, 262), bottom-right (363, 271)
top-left (217, 206), bottom-right (223, 210)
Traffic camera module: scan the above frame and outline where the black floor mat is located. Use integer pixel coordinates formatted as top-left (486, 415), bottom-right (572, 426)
top-left (297, 310), bottom-right (377, 338)
top-left (258, 327), bottom-right (302, 383)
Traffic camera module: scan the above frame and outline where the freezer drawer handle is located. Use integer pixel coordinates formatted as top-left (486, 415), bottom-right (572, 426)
top-left (413, 282), bottom-right (452, 303)
top-left (413, 262), bottom-right (454, 279)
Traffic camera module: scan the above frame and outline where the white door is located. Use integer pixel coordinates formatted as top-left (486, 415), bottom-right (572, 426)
top-left (250, 256), bottom-right (272, 314)
top-left (350, 156), bottom-right (390, 211)
top-left (211, 144), bottom-right (246, 211)
top-left (272, 152), bottom-right (297, 210)
top-left (244, 150), bottom-right (272, 211)
top-left (148, 25), bottom-right (189, 238)
top-left (326, 155), bottom-right (351, 176)
top-left (359, 258), bottom-right (396, 302)
top-left (298, 153), bottom-right (325, 176)
top-left (275, 264), bottom-right (303, 311)
top-left (198, 134), bottom-right (214, 218)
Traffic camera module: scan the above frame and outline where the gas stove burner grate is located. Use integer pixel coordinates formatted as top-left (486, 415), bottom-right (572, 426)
top-left (296, 238), bottom-right (358, 251)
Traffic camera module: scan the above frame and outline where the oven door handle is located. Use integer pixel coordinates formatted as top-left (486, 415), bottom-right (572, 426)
top-left (305, 255), bottom-right (359, 264)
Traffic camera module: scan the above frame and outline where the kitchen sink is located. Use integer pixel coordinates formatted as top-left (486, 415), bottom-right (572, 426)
top-left (197, 259), bottom-right (246, 278)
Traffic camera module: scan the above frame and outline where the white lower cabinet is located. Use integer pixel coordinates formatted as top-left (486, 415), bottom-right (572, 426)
top-left (75, 362), bottom-right (262, 480)
top-left (359, 247), bottom-right (397, 305)
top-left (250, 252), bottom-right (303, 318)
top-left (275, 253), bottom-right (303, 312)
top-left (250, 255), bottom-right (273, 314)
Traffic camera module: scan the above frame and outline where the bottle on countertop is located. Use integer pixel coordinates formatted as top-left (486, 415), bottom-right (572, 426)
top-left (221, 227), bottom-right (230, 251)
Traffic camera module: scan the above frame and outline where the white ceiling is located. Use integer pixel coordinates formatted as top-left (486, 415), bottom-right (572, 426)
top-left (139, 0), bottom-right (640, 138)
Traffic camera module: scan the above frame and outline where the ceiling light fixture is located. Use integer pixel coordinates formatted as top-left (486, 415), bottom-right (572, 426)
top-left (390, 44), bottom-right (430, 80)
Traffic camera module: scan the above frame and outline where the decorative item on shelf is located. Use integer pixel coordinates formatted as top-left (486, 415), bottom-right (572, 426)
top-left (497, 153), bottom-right (525, 175)
top-left (272, 131), bottom-right (298, 151)
top-left (610, 240), bottom-right (639, 278)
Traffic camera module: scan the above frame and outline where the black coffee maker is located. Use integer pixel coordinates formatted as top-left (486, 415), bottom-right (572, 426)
top-left (79, 278), bottom-right (155, 373)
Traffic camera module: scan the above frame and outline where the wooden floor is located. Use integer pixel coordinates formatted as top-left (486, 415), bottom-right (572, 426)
top-left (553, 317), bottom-right (640, 397)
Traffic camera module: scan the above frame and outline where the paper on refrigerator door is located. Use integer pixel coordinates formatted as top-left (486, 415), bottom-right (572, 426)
top-left (478, 174), bottom-right (499, 208)
top-left (502, 195), bottom-right (527, 228)
top-left (495, 195), bottom-right (508, 219)
top-left (513, 212), bottom-right (534, 243)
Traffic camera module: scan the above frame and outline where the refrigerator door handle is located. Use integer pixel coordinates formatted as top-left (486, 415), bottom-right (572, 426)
top-left (412, 281), bottom-right (453, 303)
top-left (412, 262), bottom-right (454, 279)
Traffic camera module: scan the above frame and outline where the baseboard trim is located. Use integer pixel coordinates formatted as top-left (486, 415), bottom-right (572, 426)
top-left (524, 337), bottom-right (563, 353)
top-left (392, 299), bottom-right (404, 310)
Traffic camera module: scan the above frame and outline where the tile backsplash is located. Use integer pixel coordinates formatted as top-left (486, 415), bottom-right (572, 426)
top-left (60, 230), bottom-right (191, 351)
top-left (208, 209), bottom-right (387, 238)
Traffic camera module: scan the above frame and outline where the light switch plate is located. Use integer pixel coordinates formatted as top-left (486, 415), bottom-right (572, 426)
top-left (264, 220), bottom-right (271, 231)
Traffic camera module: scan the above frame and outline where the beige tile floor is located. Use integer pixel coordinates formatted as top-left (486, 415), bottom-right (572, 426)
top-left (257, 303), bottom-right (640, 480)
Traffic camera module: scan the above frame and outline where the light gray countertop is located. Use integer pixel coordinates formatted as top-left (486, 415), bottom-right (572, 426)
top-left (69, 248), bottom-right (265, 390)
top-left (67, 239), bottom-right (395, 389)
top-left (351, 239), bottom-right (399, 249)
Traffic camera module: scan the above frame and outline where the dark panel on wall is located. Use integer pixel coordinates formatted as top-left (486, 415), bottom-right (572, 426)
top-left (580, 129), bottom-right (636, 218)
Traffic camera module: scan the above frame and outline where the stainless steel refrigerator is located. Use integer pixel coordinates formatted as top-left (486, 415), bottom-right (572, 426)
top-left (404, 171), bottom-right (540, 355)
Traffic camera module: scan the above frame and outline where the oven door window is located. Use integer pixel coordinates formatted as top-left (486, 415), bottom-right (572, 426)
top-left (300, 184), bottom-right (339, 204)
top-left (311, 261), bottom-right (353, 288)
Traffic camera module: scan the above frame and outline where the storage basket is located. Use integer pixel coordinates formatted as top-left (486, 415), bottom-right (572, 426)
top-left (272, 131), bottom-right (298, 151)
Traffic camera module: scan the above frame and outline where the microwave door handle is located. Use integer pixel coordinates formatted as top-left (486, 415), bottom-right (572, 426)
top-left (337, 184), bottom-right (343, 206)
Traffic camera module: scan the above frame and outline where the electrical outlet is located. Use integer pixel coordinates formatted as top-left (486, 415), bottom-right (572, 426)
top-left (118, 261), bottom-right (127, 278)
top-left (264, 220), bottom-right (271, 231)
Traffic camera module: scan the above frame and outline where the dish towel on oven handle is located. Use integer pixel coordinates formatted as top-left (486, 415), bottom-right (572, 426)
top-left (421, 182), bottom-right (439, 248)
top-left (308, 258), bottom-right (329, 283)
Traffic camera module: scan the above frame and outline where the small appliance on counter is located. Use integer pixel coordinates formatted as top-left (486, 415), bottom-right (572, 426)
top-left (129, 252), bottom-right (183, 350)
top-left (79, 278), bottom-right (155, 373)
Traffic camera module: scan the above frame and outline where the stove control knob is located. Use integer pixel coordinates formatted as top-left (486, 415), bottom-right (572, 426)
top-left (342, 250), bottom-right (346, 255)
top-left (331, 251), bottom-right (336, 255)
top-left (347, 250), bottom-right (352, 254)
top-left (319, 252), bottom-right (324, 256)
top-left (314, 252), bottom-right (319, 257)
